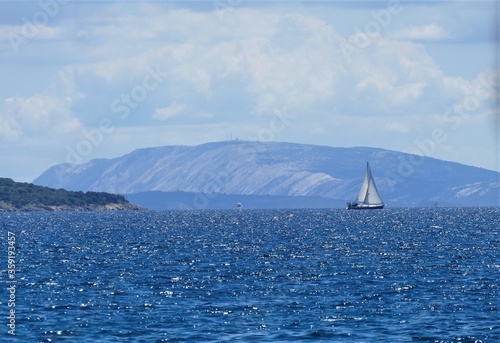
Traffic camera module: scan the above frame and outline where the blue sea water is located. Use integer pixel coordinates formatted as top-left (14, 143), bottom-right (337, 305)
top-left (1, 208), bottom-right (499, 342)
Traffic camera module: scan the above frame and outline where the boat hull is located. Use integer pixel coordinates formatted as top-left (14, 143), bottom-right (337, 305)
top-left (346, 202), bottom-right (384, 210)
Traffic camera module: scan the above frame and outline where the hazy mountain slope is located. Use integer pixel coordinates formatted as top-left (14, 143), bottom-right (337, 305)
top-left (34, 141), bottom-right (500, 207)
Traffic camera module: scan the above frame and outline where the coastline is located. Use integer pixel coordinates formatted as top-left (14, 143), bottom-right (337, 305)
top-left (0, 203), bottom-right (144, 212)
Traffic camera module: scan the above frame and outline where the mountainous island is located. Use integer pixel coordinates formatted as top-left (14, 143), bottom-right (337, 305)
top-left (0, 178), bottom-right (142, 212)
top-left (33, 141), bottom-right (500, 210)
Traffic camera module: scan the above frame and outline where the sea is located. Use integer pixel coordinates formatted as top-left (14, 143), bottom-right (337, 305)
top-left (1, 207), bottom-right (499, 342)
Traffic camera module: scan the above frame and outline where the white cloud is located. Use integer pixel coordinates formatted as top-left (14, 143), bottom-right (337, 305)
top-left (152, 102), bottom-right (186, 121)
top-left (0, 111), bottom-right (21, 141)
top-left (385, 121), bottom-right (410, 134)
top-left (1, 1), bottom-right (498, 179)
top-left (50, 7), bottom-right (480, 123)
top-left (1, 94), bottom-right (82, 140)
top-left (0, 69), bottom-right (84, 143)
top-left (194, 111), bottom-right (214, 120)
top-left (0, 24), bottom-right (62, 41)
top-left (390, 24), bottom-right (450, 41)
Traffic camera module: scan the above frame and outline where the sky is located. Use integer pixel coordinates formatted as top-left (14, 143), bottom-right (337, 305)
top-left (0, 0), bottom-right (498, 182)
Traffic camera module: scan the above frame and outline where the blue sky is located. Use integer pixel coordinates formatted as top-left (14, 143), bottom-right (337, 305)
top-left (0, 0), bottom-right (498, 182)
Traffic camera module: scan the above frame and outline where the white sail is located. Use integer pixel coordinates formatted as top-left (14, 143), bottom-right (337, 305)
top-left (355, 166), bottom-right (370, 203)
top-left (365, 164), bottom-right (383, 205)
top-left (357, 162), bottom-right (383, 206)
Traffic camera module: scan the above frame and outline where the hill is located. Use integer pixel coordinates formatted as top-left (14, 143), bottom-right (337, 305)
top-left (0, 178), bottom-right (142, 212)
top-left (33, 141), bottom-right (500, 209)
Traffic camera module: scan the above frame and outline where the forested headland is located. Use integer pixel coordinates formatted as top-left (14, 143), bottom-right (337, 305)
top-left (0, 178), bottom-right (142, 211)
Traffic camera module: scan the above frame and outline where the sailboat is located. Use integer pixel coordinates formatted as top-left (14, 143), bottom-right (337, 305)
top-left (346, 162), bottom-right (384, 210)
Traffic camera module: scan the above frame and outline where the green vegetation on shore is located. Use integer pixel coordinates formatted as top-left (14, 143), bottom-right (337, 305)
top-left (0, 178), bottom-right (140, 211)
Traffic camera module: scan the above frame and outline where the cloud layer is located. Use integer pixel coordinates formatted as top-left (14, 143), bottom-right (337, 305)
top-left (0, 1), bottom-right (498, 180)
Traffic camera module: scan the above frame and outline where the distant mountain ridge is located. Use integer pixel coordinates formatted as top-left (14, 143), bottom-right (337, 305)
top-left (33, 141), bottom-right (500, 208)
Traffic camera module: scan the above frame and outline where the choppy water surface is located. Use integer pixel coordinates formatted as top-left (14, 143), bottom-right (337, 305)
top-left (1, 208), bottom-right (499, 342)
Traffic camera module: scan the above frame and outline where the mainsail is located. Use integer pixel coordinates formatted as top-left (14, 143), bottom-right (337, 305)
top-left (348, 162), bottom-right (384, 209)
